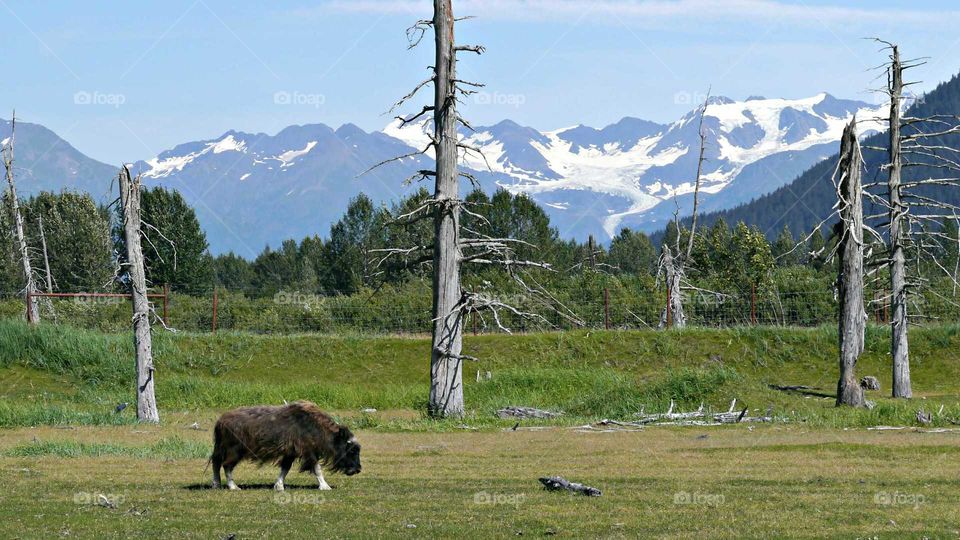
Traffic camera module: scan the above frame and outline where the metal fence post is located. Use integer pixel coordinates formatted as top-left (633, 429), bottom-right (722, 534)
top-left (162, 284), bottom-right (170, 324)
top-left (603, 287), bottom-right (610, 330)
top-left (212, 288), bottom-right (219, 334)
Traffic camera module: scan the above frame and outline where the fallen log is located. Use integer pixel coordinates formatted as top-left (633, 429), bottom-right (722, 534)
top-left (630, 400), bottom-right (774, 426)
top-left (539, 476), bottom-right (602, 497)
top-left (497, 406), bottom-right (562, 419)
top-left (634, 400), bottom-right (706, 423)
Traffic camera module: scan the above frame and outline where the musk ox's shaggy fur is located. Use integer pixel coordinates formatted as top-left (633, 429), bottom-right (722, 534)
top-left (211, 401), bottom-right (361, 490)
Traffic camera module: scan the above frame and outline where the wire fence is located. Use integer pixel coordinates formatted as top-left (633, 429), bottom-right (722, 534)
top-left (3, 279), bottom-right (960, 335)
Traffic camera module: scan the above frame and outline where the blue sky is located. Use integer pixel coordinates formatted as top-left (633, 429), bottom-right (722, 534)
top-left (2, 0), bottom-right (960, 164)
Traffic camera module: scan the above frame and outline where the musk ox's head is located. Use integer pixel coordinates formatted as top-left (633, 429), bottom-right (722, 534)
top-left (330, 427), bottom-right (362, 476)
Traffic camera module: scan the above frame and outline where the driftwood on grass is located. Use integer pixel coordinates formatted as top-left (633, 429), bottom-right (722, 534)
top-left (497, 406), bottom-right (562, 419)
top-left (539, 476), bottom-right (601, 497)
top-left (860, 376), bottom-right (881, 390)
top-left (630, 400), bottom-right (773, 426)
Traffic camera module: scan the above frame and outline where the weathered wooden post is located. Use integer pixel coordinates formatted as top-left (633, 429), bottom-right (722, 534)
top-left (118, 165), bottom-right (159, 423)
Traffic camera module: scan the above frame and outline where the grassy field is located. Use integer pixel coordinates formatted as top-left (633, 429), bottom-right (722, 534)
top-left (2, 320), bottom-right (960, 537)
top-left (3, 424), bottom-right (960, 538)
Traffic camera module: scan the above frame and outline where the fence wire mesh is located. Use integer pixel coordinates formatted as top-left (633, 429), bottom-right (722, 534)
top-left (3, 278), bottom-right (960, 335)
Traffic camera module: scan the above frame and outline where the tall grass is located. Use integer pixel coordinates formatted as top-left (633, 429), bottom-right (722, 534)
top-left (2, 319), bottom-right (960, 429)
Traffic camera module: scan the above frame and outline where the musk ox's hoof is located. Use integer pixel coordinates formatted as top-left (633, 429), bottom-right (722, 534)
top-left (228, 484), bottom-right (241, 491)
top-left (212, 483), bottom-right (222, 490)
top-left (274, 483), bottom-right (285, 492)
top-left (318, 484), bottom-right (332, 491)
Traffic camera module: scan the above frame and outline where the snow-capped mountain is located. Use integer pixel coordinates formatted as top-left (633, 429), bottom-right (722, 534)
top-left (0, 92), bottom-right (885, 255)
top-left (386, 92), bottom-right (885, 238)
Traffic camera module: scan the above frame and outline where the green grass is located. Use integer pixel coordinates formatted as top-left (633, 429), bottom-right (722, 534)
top-left (3, 426), bottom-right (960, 538)
top-left (5, 436), bottom-right (208, 459)
top-left (3, 319), bottom-right (960, 428)
top-left (3, 321), bottom-right (960, 537)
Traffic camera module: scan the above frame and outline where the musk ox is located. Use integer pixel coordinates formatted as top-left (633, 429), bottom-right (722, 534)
top-left (210, 401), bottom-right (362, 491)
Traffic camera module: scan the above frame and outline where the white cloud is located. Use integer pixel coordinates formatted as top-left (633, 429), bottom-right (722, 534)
top-left (316, 0), bottom-right (960, 26)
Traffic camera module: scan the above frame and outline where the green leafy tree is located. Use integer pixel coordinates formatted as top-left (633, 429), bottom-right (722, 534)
top-left (24, 192), bottom-right (114, 292)
top-left (252, 239), bottom-right (317, 296)
top-left (806, 227), bottom-right (826, 270)
top-left (382, 188), bottom-right (433, 283)
top-left (322, 194), bottom-right (387, 294)
top-left (0, 194), bottom-right (22, 292)
top-left (772, 224), bottom-right (801, 267)
top-left (608, 228), bottom-right (656, 275)
top-left (116, 187), bottom-right (212, 293)
top-left (213, 252), bottom-right (254, 291)
top-left (728, 222), bottom-right (776, 289)
top-left (482, 189), bottom-right (558, 260)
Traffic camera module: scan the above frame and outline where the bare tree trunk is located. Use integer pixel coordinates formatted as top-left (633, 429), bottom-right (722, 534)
top-left (684, 93), bottom-right (710, 262)
top-left (428, 0), bottom-right (464, 418)
top-left (3, 114), bottom-right (39, 323)
top-left (887, 45), bottom-right (911, 399)
top-left (658, 94), bottom-right (708, 329)
top-left (659, 248), bottom-right (685, 328)
top-left (836, 119), bottom-right (865, 407)
top-left (38, 214), bottom-right (53, 292)
top-left (119, 166), bottom-right (159, 423)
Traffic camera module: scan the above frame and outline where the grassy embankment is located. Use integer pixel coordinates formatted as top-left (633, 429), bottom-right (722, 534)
top-left (2, 319), bottom-right (960, 429)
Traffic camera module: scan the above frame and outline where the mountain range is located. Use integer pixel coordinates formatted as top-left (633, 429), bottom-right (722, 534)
top-left (684, 72), bottom-right (960, 241)
top-left (0, 92), bottom-right (886, 256)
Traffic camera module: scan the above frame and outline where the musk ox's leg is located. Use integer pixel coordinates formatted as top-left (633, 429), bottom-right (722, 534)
top-left (211, 455), bottom-right (223, 489)
top-left (274, 455), bottom-right (295, 492)
top-left (313, 463), bottom-right (332, 490)
top-left (223, 453), bottom-right (242, 491)
top-left (222, 443), bottom-right (245, 490)
top-left (225, 465), bottom-right (241, 491)
top-left (211, 423), bottom-right (225, 488)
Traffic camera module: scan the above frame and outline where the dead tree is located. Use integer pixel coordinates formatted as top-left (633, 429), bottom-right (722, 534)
top-left (118, 165), bottom-right (159, 423)
top-left (835, 119), bottom-right (866, 407)
top-left (658, 93), bottom-right (710, 328)
top-left (862, 41), bottom-right (960, 399)
top-left (366, 0), bottom-right (565, 417)
top-left (38, 214), bottom-right (53, 292)
top-left (659, 247), bottom-right (685, 327)
top-left (885, 43), bottom-right (912, 398)
top-left (2, 113), bottom-right (39, 323)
